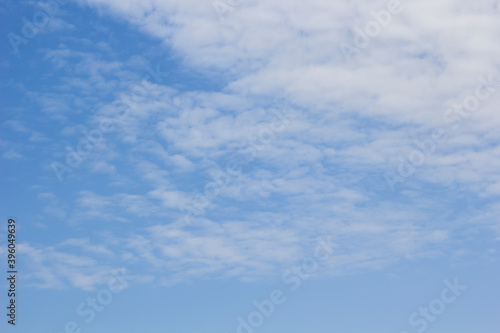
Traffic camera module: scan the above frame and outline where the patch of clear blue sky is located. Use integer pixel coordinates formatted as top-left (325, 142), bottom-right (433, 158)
top-left (6, 257), bottom-right (500, 333)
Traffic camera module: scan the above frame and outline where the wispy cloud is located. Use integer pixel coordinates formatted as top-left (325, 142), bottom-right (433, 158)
top-left (2, 0), bottom-right (499, 293)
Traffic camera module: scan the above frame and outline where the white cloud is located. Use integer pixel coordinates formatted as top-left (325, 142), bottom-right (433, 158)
top-left (19, 243), bottom-right (116, 291)
top-left (12, 0), bottom-right (500, 289)
top-left (2, 150), bottom-right (23, 159)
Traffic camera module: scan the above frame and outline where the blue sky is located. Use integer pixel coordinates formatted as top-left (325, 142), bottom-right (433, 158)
top-left (1, 0), bottom-right (500, 332)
